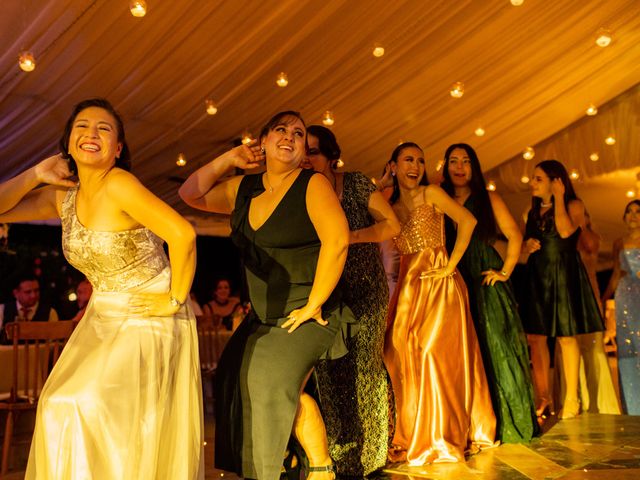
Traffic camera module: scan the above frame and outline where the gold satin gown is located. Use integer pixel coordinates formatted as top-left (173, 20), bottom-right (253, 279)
top-left (384, 203), bottom-right (496, 465)
top-left (25, 186), bottom-right (204, 479)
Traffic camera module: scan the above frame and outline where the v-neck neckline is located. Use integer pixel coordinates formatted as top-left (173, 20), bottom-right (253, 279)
top-left (247, 169), bottom-right (303, 232)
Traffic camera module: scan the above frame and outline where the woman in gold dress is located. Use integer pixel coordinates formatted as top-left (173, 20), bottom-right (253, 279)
top-left (383, 142), bottom-right (496, 465)
top-left (0, 98), bottom-right (204, 479)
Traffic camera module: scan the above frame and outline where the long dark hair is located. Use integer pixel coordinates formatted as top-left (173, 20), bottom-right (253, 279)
top-left (441, 143), bottom-right (497, 243)
top-left (624, 199), bottom-right (640, 218)
top-left (388, 142), bottom-right (428, 205)
top-left (532, 160), bottom-right (578, 213)
top-left (307, 125), bottom-right (341, 168)
top-left (59, 98), bottom-right (131, 172)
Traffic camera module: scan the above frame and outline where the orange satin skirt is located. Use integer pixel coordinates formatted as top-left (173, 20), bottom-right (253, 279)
top-left (384, 246), bottom-right (496, 465)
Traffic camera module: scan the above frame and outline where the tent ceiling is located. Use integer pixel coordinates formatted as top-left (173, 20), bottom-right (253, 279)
top-left (1, 0), bottom-right (639, 242)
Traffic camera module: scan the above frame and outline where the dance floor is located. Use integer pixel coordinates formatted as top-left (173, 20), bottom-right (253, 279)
top-left (3, 413), bottom-right (639, 479)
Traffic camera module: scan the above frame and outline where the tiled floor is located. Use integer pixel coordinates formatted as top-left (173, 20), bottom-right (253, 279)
top-left (4, 413), bottom-right (640, 479)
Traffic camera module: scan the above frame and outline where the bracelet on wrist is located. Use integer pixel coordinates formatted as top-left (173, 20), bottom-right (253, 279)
top-left (169, 296), bottom-right (184, 308)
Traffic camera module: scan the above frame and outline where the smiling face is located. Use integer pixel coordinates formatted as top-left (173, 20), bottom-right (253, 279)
top-left (68, 107), bottom-right (123, 169)
top-left (301, 133), bottom-right (330, 173)
top-left (214, 280), bottom-right (231, 302)
top-left (262, 116), bottom-right (306, 168)
top-left (446, 147), bottom-right (472, 188)
top-left (530, 167), bottom-right (552, 199)
top-left (393, 146), bottom-right (425, 190)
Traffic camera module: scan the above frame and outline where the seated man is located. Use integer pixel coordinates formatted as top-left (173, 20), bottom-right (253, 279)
top-left (0, 272), bottom-right (59, 344)
top-left (70, 278), bottom-right (93, 322)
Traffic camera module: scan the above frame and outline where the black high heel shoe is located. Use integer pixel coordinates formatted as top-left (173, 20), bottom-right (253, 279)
top-left (281, 446), bottom-right (302, 480)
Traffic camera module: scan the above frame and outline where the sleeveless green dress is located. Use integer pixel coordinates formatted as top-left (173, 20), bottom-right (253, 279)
top-left (446, 196), bottom-right (538, 443)
top-left (214, 170), bottom-right (354, 480)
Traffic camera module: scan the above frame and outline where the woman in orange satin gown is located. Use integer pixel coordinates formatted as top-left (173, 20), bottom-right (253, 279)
top-left (382, 142), bottom-right (496, 465)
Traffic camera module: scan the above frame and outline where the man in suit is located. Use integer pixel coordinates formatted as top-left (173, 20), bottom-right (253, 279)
top-left (0, 273), bottom-right (58, 344)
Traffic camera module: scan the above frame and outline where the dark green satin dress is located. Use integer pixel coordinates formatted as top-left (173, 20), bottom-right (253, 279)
top-left (446, 196), bottom-right (538, 443)
top-left (521, 207), bottom-right (604, 337)
top-left (214, 170), bottom-right (354, 480)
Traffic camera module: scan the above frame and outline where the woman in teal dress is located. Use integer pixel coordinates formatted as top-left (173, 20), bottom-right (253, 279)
top-left (602, 200), bottom-right (640, 414)
top-left (521, 160), bottom-right (604, 419)
top-left (441, 143), bottom-right (538, 442)
top-left (180, 111), bottom-right (350, 480)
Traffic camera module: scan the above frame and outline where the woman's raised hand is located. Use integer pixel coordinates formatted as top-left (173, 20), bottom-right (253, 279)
top-left (550, 178), bottom-right (565, 199)
top-left (227, 140), bottom-right (265, 170)
top-left (34, 154), bottom-right (76, 187)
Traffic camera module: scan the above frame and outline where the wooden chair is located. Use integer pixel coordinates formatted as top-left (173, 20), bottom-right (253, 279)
top-left (0, 320), bottom-right (76, 476)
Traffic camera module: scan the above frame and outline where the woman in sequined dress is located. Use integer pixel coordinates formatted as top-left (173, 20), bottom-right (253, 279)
top-left (0, 98), bottom-right (204, 479)
top-left (301, 125), bottom-right (400, 476)
top-left (602, 200), bottom-right (640, 414)
top-left (383, 142), bottom-right (496, 465)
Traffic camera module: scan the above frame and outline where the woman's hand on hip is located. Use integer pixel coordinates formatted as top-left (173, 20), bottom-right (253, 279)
top-left (281, 304), bottom-right (327, 333)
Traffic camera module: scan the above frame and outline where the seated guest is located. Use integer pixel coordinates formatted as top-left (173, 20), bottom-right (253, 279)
top-left (70, 278), bottom-right (93, 322)
top-left (0, 272), bottom-right (59, 344)
top-left (202, 277), bottom-right (241, 330)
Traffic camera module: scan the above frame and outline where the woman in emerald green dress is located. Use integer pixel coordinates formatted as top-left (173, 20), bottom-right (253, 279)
top-left (442, 143), bottom-right (538, 442)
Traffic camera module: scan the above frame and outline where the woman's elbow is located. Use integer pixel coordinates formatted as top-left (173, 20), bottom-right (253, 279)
top-left (389, 218), bottom-right (401, 238)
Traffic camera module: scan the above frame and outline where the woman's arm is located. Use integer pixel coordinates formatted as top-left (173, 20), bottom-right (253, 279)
top-left (178, 143), bottom-right (263, 214)
top-left (108, 170), bottom-right (196, 315)
top-left (350, 190), bottom-right (401, 244)
top-left (482, 192), bottom-right (523, 285)
top-left (426, 185), bottom-right (476, 275)
top-left (551, 179), bottom-right (581, 238)
top-left (601, 237), bottom-right (624, 302)
top-left (281, 174), bottom-right (350, 333)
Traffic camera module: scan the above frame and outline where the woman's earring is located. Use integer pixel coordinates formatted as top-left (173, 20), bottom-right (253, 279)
top-left (391, 171), bottom-right (396, 177)
top-left (260, 145), bottom-right (265, 154)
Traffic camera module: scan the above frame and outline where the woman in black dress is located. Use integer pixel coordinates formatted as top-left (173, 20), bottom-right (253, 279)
top-left (179, 111), bottom-right (350, 480)
top-left (521, 160), bottom-right (604, 419)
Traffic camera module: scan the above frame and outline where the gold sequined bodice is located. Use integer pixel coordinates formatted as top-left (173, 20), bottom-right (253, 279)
top-left (394, 203), bottom-right (444, 255)
top-left (61, 186), bottom-right (169, 292)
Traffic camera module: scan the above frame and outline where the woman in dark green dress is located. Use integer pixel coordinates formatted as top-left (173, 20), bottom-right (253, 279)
top-left (179, 111), bottom-right (352, 480)
top-left (302, 126), bottom-right (400, 475)
top-left (521, 160), bottom-right (604, 420)
top-left (442, 143), bottom-right (538, 443)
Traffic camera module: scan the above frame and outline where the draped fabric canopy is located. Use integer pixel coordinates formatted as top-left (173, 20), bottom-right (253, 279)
top-left (1, 0), bottom-right (639, 239)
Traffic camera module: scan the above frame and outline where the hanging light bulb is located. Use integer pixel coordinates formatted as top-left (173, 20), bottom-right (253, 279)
top-left (449, 81), bottom-right (464, 98)
top-left (605, 136), bottom-right (616, 146)
top-left (522, 146), bottom-right (535, 160)
top-left (569, 169), bottom-right (580, 180)
top-left (335, 158), bottom-right (344, 168)
top-left (595, 28), bottom-right (612, 47)
top-left (276, 72), bottom-right (289, 87)
top-left (205, 99), bottom-right (218, 115)
top-left (372, 44), bottom-right (385, 57)
top-left (586, 104), bottom-right (598, 116)
top-left (486, 180), bottom-right (497, 191)
top-left (626, 189), bottom-right (637, 199)
top-left (435, 160), bottom-right (445, 172)
top-left (589, 152), bottom-right (599, 162)
top-left (474, 127), bottom-right (485, 137)
top-left (129, 0), bottom-right (147, 17)
top-left (322, 110), bottom-right (335, 126)
top-left (176, 153), bottom-right (186, 167)
top-left (520, 175), bottom-right (530, 184)
top-left (18, 50), bottom-right (36, 72)
top-left (241, 131), bottom-right (253, 145)
top-left (510, 0), bottom-right (524, 5)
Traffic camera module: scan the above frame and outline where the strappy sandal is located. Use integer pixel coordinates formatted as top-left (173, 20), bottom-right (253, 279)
top-left (307, 464), bottom-right (335, 479)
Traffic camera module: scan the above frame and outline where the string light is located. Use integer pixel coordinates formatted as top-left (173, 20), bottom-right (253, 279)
top-left (241, 131), bottom-right (253, 145)
top-left (520, 175), bottom-right (530, 184)
top-left (335, 159), bottom-right (344, 168)
top-left (205, 99), bottom-right (218, 115)
top-left (626, 189), bottom-right (636, 199)
top-left (276, 72), bottom-right (288, 87)
top-left (569, 169), bottom-right (580, 180)
top-left (18, 51), bottom-right (36, 72)
top-left (586, 104), bottom-right (598, 116)
top-left (176, 153), bottom-right (186, 167)
top-left (474, 127), bottom-right (485, 137)
top-left (510, 0), bottom-right (524, 5)
top-left (372, 45), bottom-right (385, 57)
top-left (450, 82), bottom-right (464, 98)
top-left (322, 110), bottom-right (335, 126)
top-left (486, 180), bottom-right (496, 191)
top-left (590, 152), bottom-right (599, 161)
top-left (522, 147), bottom-right (535, 160)
top-left (436, 160), bottom-right (445, 172)
top-left (605, 136), bottom-right (616, 146)
top-left (129, 0), bottom-right (147, 17)
top-left (595, 28), bottom-right (612, 47)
